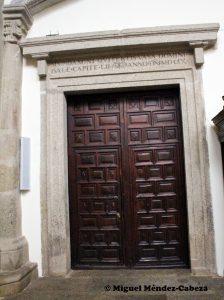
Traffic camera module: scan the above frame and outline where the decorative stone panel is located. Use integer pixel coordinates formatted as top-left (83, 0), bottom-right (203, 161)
top-left (3, 4), bottom-right (33, 43)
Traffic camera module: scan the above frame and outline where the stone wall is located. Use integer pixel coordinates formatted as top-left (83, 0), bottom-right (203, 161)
top-left (0, 0), bottom-right (3, 99)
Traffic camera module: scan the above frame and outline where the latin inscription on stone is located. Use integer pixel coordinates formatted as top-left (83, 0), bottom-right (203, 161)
top-left (49, 52), bottom-right (192, 78)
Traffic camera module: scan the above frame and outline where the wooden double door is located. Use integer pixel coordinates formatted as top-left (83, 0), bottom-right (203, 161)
top-left (67, 88), bottom-right (189, 269)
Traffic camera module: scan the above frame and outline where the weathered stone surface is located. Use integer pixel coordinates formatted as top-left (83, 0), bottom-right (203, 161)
top-left (0, 130), bottom-right (19, 160)
top-left (5, 1), bottom-right (64, 16)
top-left (0, 43), bottom-right (22, 129)
top-left (0, 3), bottom-right (35, 297)
top-left (0, 237), bottom-right (28, 271)
top-left (0, 0), bottom-right (3, 99)
top-left (20, 23), bottom-right (219, 63)
top-left (2, 4), bottom-right (32, 44)
top-left (0, 166), bottom-right (19, 192)
top-left (0, 192), bottom-right (21, 238)
top-left (0, 262), bottom-right (37, 297)
top-left (48, 50), bottom-right (194, 78)
top-left (4, 270), bottom-right (224, 299)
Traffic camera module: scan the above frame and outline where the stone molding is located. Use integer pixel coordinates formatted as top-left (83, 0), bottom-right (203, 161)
top-left (20, 23), bottom-right (219, 67)
top-left (21, 27), bottom-right (218, 276)
top-left (26, 0), bottom-right (63, 15)
top-left (2, 4), bottom-right (33, 43)
top-left (6, 0), bottom-right (64, 15)
top-left (42, 68), bottom-right (216, 277)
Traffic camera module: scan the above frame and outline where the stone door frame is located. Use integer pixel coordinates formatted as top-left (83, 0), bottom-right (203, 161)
top-left (20, 24), bottom-right (219, 276)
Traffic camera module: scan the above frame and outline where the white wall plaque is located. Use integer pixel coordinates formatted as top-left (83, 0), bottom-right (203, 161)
top-left (20, 137), bottom-right (31, 191)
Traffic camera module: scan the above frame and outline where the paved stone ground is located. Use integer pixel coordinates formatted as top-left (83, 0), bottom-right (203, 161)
top-left (4, 269), bottom-right (224, 299)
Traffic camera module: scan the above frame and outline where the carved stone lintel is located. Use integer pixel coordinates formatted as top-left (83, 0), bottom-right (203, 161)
top-left (2, 4), bottom-right (33, 43)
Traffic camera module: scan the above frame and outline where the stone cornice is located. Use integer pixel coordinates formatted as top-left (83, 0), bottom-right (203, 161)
top-left (19, 23), bottom-right (219, 66)
top-left (6, 0), bottom-right (64, 15)
top-left (26, 0), bottom-right (63, 15)
top-left (3, 4), bottom-right (33, 43)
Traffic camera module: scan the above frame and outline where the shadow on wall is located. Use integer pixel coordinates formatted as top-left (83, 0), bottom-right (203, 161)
top-left (25, 57), bottom-right (38, 68)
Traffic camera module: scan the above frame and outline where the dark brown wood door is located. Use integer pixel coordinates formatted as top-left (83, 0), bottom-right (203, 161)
top-left (67, 88), bottom-right (189, 269)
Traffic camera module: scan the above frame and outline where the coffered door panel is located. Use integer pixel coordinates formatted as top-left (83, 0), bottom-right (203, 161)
top-left (67, 88), bottom-right (189, 269)
top-left (125, 89), bottom-right (189, 267)
top-left (67, 95), bottom-right (125, 267)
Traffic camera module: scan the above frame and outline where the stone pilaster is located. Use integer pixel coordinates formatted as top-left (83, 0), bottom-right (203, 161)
top-left (0, 4), bottom-right (37, 297)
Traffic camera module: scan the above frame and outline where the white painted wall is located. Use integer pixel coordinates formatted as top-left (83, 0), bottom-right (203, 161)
top-left (21, 0), bottom-right (224, 276)
top-left (21, 59), bottom-right (42, 275)
top-left (203, 31), bottom-right (224, 276)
